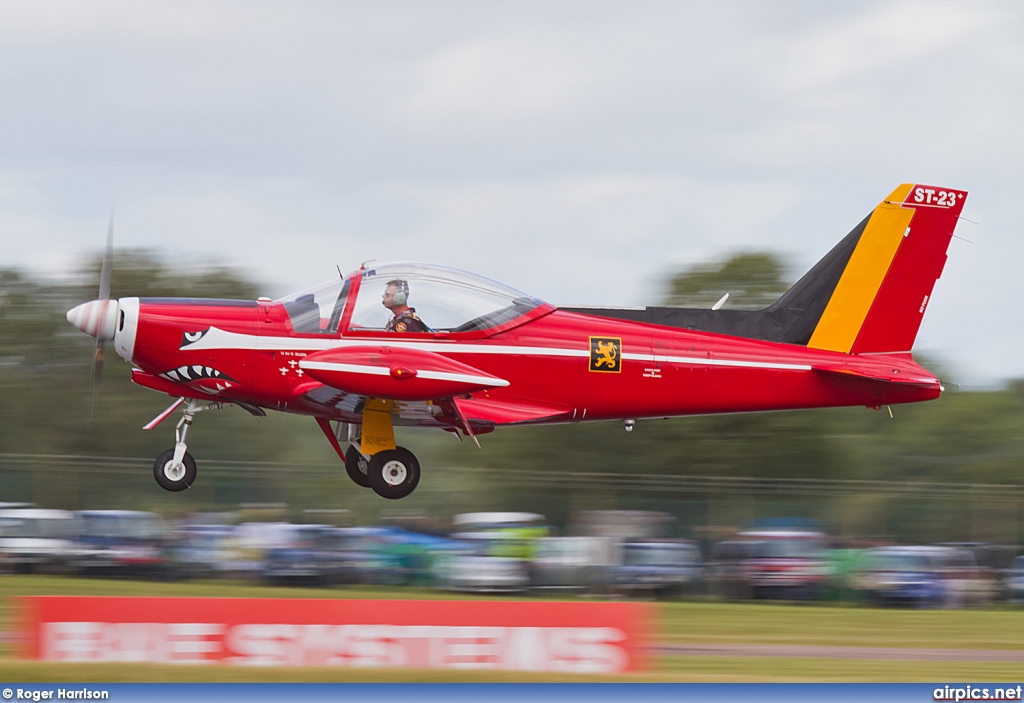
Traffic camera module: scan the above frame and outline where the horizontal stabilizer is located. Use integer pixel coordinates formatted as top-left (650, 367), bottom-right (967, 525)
top-left (812, 354), bottom-right (941, 389)
top-left (300, 346), bottom-right (509, 401)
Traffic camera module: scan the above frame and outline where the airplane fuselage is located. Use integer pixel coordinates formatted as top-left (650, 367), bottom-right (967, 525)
top-left (121, 297), bottom-right (940, 427)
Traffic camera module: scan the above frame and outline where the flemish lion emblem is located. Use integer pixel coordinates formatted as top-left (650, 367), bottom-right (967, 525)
top-left (594, 341), bottom-right (617, 368)
top-left (589, 336), bottom-right (622, 373)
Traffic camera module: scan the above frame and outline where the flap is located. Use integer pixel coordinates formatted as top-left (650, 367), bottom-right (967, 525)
top-left (453, 396), bottom-right (572, 425)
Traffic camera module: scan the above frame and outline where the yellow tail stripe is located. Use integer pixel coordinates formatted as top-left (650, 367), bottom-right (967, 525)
top-left (808, 184), bottom-right (914, 353)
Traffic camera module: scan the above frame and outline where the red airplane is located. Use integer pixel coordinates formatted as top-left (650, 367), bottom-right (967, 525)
top-left (67, 184), bottom-right (967, 499)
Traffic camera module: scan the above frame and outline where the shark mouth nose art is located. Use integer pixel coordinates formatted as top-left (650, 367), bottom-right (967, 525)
top-left (159, 365), bottom-right (237, 394)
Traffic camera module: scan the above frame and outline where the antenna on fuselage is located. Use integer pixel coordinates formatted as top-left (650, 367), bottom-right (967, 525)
top-left (711, 293), bottom-right (729, 311)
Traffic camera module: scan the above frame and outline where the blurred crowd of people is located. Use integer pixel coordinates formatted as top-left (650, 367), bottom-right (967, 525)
top-left (1, 505), bottom-right (1022, 607)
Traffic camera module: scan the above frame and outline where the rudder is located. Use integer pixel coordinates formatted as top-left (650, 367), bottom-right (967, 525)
top-left (807, 184), bottom-right (967, 354)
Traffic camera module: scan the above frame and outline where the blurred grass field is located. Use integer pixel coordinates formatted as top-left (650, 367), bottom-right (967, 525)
top-left (2, 574), bottom-right (1022, 682)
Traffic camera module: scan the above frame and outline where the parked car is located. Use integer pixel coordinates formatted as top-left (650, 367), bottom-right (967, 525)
top-left (0, 508), bottom-right (77, 574)
top-left (440, 531), bottom-right (531, 593)
top-left (855, 545), bottom-right (994, 608)
top-left (939, 542), bottom-right (1017, 602)
top-left (1006, 556), bottom-right (1024, 604)
top-left (932, 545), bottom-right (997, 607)
top-left (856, 546), bottom-right (948, 607)
top-left (740, 529), bottom-right (829, 600)
top-left (531, 536), bottom-right (605, 593)
top-left (166, 524), bottom-right (234, 580)
top-left (219, 521), bottom-right (295, 579)
top-left (707, 539), bottom-right (757, 600)
top-left (451, 513), bottom-right (549, 561)
top-left (604, 540), bottom-right (704, 598)
top-left (264, 524), bottom-right (346, 586)
top-left (73, 510), bottom-right (168, 577)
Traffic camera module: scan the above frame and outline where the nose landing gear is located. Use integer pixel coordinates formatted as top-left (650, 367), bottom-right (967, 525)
top-left (149, 399), bottom-right (220, 492)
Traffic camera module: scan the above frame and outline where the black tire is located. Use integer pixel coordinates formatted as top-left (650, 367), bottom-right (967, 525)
top-left (367, 447), bottom-right (420, 500)
top-left (344, 445), bottom-right (371, 488)
top-left (153, 448), bottom-right (197, 492)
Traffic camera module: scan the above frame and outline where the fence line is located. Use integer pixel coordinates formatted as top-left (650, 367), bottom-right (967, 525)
top-left (3, 453), bottom-right (1024, 503)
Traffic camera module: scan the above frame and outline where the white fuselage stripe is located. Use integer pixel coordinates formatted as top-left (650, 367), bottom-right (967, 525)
top-left (184, 327), bottom-right (811, 372)
top-left (299, 360), bottom-right (510, 387)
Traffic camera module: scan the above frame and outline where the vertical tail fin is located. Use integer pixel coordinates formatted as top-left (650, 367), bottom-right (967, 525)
top-left (805, 184), bottom-right (967, 354)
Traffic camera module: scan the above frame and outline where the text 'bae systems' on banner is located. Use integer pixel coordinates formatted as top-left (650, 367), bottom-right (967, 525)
top-left (17, 597), bottom-right (653, 673)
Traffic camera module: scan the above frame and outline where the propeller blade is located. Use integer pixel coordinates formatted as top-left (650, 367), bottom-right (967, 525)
top-left (89, 208), bottom-right (113, 422)
top-left (89, 339), bottom-right (105, 422)
top-left (98, 208), bottom-right (113, 301)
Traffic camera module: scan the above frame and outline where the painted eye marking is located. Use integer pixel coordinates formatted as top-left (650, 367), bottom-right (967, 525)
top-left (180, 329), bottom-right (209, 347)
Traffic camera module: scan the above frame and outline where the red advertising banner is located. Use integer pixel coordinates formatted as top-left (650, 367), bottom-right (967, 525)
top-left (18, 597), bottom-right (653, 673)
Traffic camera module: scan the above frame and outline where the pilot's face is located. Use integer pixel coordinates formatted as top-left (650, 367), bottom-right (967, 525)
top-left (382, 284), bottom-right (399, 309)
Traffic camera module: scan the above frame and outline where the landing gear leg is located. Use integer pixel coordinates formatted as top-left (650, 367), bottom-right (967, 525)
top-left (360, 399), bottom-right (422, 499)
top-left (153, 400), bottom-right (217, 492)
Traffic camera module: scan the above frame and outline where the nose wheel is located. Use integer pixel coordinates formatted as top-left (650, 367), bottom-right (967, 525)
top-left (154, 448), bottom-right (197, 491)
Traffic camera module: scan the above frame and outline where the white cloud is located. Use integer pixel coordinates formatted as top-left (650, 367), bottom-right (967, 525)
top-left (782, 1), bottom-right (998, 91)
top-left (408, 38), bottom-right (590, 121)
top-left (0, 0), bottom-right (238, 42)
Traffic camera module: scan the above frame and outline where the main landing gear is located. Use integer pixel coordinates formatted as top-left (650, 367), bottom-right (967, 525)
top-left (342, 434), bottom-right (421, 500)
top-left (317, 413), bottom-right (422, 500)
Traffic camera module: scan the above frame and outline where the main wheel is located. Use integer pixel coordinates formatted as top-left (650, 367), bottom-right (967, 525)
top-left (367, 447), bottom-right (420, 500)
top-left (153, 448), bottom-right (197, 492)
top-left (344, 445), bottom-right (371, 488)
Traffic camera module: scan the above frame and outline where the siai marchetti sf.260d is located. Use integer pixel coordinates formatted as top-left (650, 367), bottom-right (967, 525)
top-left (67, 184), bottom-right (968, 499)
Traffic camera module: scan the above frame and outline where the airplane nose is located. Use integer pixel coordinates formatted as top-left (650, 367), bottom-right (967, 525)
top-left (66, 299), bottom-right (119, 341)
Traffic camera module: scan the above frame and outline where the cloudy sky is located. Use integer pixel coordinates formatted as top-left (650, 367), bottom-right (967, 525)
top-left (2, 1), bottom-right (1022, 386)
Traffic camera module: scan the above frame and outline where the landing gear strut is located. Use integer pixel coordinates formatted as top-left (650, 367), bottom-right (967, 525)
top-left (151, 399), bottom-right (218, 492)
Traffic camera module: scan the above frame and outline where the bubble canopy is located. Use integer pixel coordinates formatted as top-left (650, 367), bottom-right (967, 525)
top-left (275, 262), bottom-right (548, 335)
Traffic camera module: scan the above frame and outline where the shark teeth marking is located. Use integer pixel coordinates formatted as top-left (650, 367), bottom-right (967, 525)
top-left (159, 365), bottom-right (236, 384)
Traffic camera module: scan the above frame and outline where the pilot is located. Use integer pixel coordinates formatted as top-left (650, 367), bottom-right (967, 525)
top-left (382, 279), bottom-right (429, 332)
